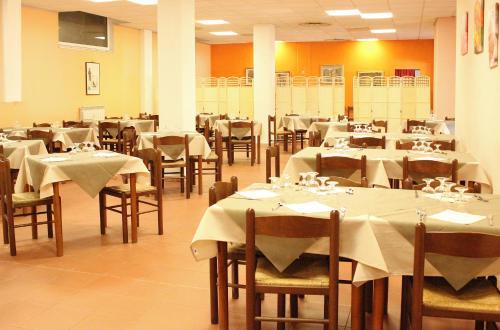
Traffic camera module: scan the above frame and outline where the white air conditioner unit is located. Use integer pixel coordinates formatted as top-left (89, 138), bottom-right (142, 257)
top-left (80, 106), bottom-right (105, 121)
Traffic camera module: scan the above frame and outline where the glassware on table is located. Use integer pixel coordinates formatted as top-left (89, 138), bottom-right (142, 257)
top-left (416, 207), bottom-right (427, 223)
top-left (435, 177), bottom-right (448, 193)
top-left (281, 174), bottom-right (292, 189)
top-left (455, 186), bottom-right (469, 202)
top-left (443, 182), bottom-right (456, 199)
top-left (298, 172), bottom-right (308, 187)
top-left (488, 214), bottom-right (495, 227)
top-left (307, 172), bottom-right (319, 188)
top-left (269, 177), bottom-right (280, 190)
top-left (317, 176), bottom-right (329, 191)
top-left (424, 141), bottom-right (433, 153)
top-left (327, 181), bottom-right (338, 192)
top-left (434, 144), bottom-right (442, 153)
top-left (422, 178), bottom-right (435, 194)
top-left (411, 140), bottom-right (419, 151)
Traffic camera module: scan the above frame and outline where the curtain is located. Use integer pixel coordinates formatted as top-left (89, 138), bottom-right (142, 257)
top-left (395, 69), bottom-right (416, 77)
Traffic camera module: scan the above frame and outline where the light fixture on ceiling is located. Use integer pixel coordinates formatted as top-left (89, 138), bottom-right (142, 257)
top-left (371, 28), bottom-right (396, 34)
top-left (210, 31), bottom-right (238, 36)
top-left (357, 38), bottom-right (379, 42)
top-left (196, 20), bottom-right (229, 25)
top-left (128, 0), bottom-right (157, 5)
top-left (360, 12), bottom-right (393, 19)
top-left (95, 36), bottom-right (106, 40)
top-left (325, 9), bottom-right (360, 17)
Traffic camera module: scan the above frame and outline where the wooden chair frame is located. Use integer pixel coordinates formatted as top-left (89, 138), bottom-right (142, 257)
top-left (98, 121), bottom-right (122, 152)
top-left (316, 154), bottom-right (367, 183)
top-left (228, 121), bottom-right (255, 166)
top-left (403, 156), bottom-right (458, 184)
top-left (349, 136), bottom-right (386, 149)
top-left (372, 120), bottom-right (388, 133)
top-left (265, 145), bottom-right (280, 183)
top-left (27, 129), bottom-right (54, 153)
top-left (268, 115), bottom-right (295, 153)
top-left (285, 114), bottom-right (307, 149)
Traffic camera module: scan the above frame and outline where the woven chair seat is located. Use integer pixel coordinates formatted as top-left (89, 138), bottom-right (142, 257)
top-left (204, 151), bottom-right (219, 162)
top-left (255, 257), bottom-right (329, 288)
top-left (103, 184), bottom-right (157, 195)
top-left (12, 192), bottom-right (52, 207)
top-left (423, 277), bottom-right (500, 313)
top-left (161, 159), bottom-right (186, 168)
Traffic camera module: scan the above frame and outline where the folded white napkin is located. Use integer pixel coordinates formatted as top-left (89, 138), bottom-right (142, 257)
top-left (236, 190), bottom-right (279, 200)
top-left (41, 156), bottom-right (69, 163)
top-left (93, 152), bottom-right (119, 158)
top-left (429, 209), bottom-right (485, 225)
top-left (285, 201), bottom-right (334, 214)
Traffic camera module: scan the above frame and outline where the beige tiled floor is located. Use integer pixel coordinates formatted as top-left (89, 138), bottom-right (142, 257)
top-left (0, 149), bottom-right (485, 329)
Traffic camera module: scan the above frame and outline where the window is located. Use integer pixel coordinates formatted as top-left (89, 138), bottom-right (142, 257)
top-left (58, 11), bottom-right (111, 51)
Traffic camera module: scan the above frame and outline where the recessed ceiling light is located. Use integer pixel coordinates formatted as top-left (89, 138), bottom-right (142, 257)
top-left (371, 29), bottom-right (396, 34)
top-left (128, 0), bottom-right (157, 5)
top-left (360, 12), bottom-right (393, 19)
top-left (95, 36), bottom-right (106, 40)
top-left (197, 20), bottom-right (229, 25)
top-left (325, 9), bottom-right (361, 17)
top-left (357, 38), bottom-right (379, 42)
top-left (210, 31), bottom-right (238, 36)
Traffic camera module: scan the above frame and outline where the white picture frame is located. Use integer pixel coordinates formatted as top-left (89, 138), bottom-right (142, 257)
top-left (85, 62), bottom-right (100, 95)
top-left (320, 64), bottom-right (344, 82)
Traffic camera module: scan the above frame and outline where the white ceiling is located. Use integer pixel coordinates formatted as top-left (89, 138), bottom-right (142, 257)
top-left (21, 0), bottom-right (456, 44)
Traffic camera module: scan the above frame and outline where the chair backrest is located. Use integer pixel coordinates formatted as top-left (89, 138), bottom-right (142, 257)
top-left (327, 176), bottom-right (369, 188)
top-left (338, 114), bottom-right (349, 122)
top-left (349, 136), bottom-right (386, 149)
top-left (265, 146), bottom-right (280, 183)
top-left (245, 209), bottom-right (340, 327)
top-left (33, 122), bottom-right (51, 128)
top-left (219, 114), bottom-right (228, 120)
top-left (412, 222), bottom-right (500, 328)
top-left (407, 119), bottom-right (426, 131)
top-left (228, 121), bottom-right (254, 139)
top-left (153, 134), bottom-right (189, 160)
top-left (195, 114), bottom-right (202, 129)
top-left (62, 120), bottom-right (83, 128)
top-left (372, 120), bottom-right (388, 133)
top-left (286, 113), bottom-right (300, 117)
top-left (27, 129), bottom-right (54, 152)
top-left (138, 112), bottom-right (148, 119)
top-left (0, 156), bottom-right (14, 219)
top-left (430, 139), bottom-right (455, 151)
top-left (105, 116), bottom-right (122, 119)
top-left (317, 154), bottom-right (367, 180)
top-left (268, 115), bottom-right (277, 142)
top-left (403, 156), bottom-right (458, 183)
top-left (308, 131), bottom-right (321, 147)
top-left (213, 130), bottom-right (223, 169)
top-left (445, 116), bottom-right (455, 121)
top-left (208, 176), bottom-right (238, 206)
top-left (396, 141), bottom-right (413, 150)
top-left (312, 117), bottom-right (330, 123)
top-left (133, 147), bottom-right (162, 191)
top-left (120, 126), bottom-right (137, 155)
top-left (98, 121), bottom-right (121, 139)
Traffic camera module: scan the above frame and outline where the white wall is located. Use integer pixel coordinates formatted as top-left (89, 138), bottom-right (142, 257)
top-left (434, 17), bottom-right (456, 119)
top-left (196, 42), bottom-right (211, 77)
top-left (456, 0), bottom-right (500, 192)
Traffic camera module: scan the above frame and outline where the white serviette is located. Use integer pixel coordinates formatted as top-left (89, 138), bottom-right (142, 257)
top-left (285, 201), bottom-right (334, 214)
top-left (236, 190), bottom-right (279, 200)
top-left (429, 209), bottom-right (485, 225)
top-left (41, 156), bottom-right (69, 163)
top-left (93, 152), bottom-right (119, 158)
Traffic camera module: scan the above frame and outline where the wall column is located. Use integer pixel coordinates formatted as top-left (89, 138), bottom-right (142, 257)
top-left (1, 0), bottom-right (22, 102)
top-left (157, 0), bottom-right (196, 131)
top-left (141, 30), bottom-right (153, 115)
top-left (253, 24), bottom-right (276, 143)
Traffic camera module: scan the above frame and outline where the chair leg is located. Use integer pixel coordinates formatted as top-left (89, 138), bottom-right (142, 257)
top-left (384, 277), bottom-right (389, 315)
top-left (99, 191), bottom-right (107, 235)
top-left (324, 295), bottom-right (329, 330)
top-left (290, 294), bottom-right (298, 318)
top-left (2, 213), bottom-right (9, 244)
top-left (246, 144), bottom-right (249, 157)
top-left (255, 293), bottom-right (262, 330)
top-left (46, 204), bottom-right (53, 238)
top-left (157, 193), bottom-right (163, 235)
top-left (7, 213), bottom-right (16, 256)
top-left (185, 166), bottom-right (191, 199)
top-left (209, 257), bottom-right (218, 324)
top-left (180, 168), bottom-right (185, 193)
top-left (475, 321), bottom-right (485, 330)
top-left (277, 293), bottom-right (286, 330)
top-left (365, 281), bottom-right (373, 313)
top-left (121, 195), bottom-right (128, 243)
top-left (30, 206), bottom-right (38, 239)
top-left (231, 259), bottom-right (239, 299)
top-left (400, 276), bottom-right (409, 330)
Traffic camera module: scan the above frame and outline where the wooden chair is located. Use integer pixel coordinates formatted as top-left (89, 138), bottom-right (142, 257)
top-left (347, 123), bottom-right (372, 132)
top-left (208, 177), bottom-right (240, 324)
top-left (192, 129), bottom-right (223, 184)
top-left (98, 121), bottom-right (122, 152)
top-left (148, 114), bottom-right (159, 131)
top-left (196, 115), bottom-right (205, 134)
top-left (286, 114), bottom-right (307, 149)
top-left (245, 209), bottom-right (340, 329)
top-left (138, 112), bottom-right (148, 119)
top-left (62, 120), bottom-right (83, 128)
top-left (327, 176), bottom-right (369, 188)
top-left (33, 122), bottom-right (51, 127)
top-left (445, 116), bottom-right (455, 121)
top-left (316, 154), bottom-right (368, 184)
top-left (338, 114), bottom-right (349, 122)
top-left (228, 121), bottom-right (255, 166)
top-left (309, 131), bottom-right (322, 147)
top-left (396, 140), bottom-right (456, 151)
top-left (0, 156), bottom-right (54, 256)
top-left (372, 120), bottom-right (388, 133)
top-left (99, 148), bottom-right (163, 243)
top-left (120, 126), bottom-right (137, 155)
top-left (265, 145), bottom-right (280, 183)
top-left (105, 116), bottom-right (123, 119)
top-left (153, 134), bottom-right (190, 199)
top-left (403, 156), bottom-right (458, 185)
top-left (349, 136), bottom-right (386, 149)
top-left (402, 222), bottom-right (500, 330)
top-left (406, 119), bottom-right (426, 132)
top-left (268, 115), bottom-right (295, 153)
top-left (27, 129), bottom-right (54, 153)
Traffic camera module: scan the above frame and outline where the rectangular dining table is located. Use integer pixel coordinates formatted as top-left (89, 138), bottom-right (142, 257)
top-left (0, 140), bottom-right (48, 169)
top-left (3, 127), bottom-right (100, 150)
top-left (86, 119), bottom-right (156, 134)
top-left (14, 151), bottom-right (150, 256)
top-left (137, 131), bottom-right (211, 194)
top-left (191, 183), bottom-right (500, 330)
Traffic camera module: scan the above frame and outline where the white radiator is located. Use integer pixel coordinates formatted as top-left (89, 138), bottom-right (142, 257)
top-left (80, 106), bottom-right (105, 121)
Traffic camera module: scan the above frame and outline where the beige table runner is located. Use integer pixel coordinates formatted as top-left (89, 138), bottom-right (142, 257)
top-left (213, 120), bottom-right (262, 139)
top-left (283, 147), bottom-right (491, 191)
top-left (137, 131), bottom-right (211, 160)
top-left (15, 151), bottom-right (150, 198)
top-left (0, 140), bottom-right (48, 169)
top-left (191, 184), bottom-right (500, 289)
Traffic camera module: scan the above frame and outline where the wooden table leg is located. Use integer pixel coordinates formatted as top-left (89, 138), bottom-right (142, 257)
top-left (129, 173), bottom-right (138, 243)
top-left (257, 136), bottom-right (261, 164)
top-left (52, 182), bottom-right (63, 257)
top-left (351, 261), bottom-right (365, 330)
top-left (372, 278), bottom-right (387, 330)
top-left (197, 156), bottom-right (203, 195)
top-left (217, 241), bottom-right (229, 330)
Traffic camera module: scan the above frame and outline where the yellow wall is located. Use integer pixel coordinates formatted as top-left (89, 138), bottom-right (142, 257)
top-left (211, 40), bottom-right (435, 107)
top-left (0, 6), bottom-right (142, 126)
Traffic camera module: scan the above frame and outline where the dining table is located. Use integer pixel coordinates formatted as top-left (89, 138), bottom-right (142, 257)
top-left (86, 119), bottom-right (156, 134)
top-left (137, 131), bottom-right (211, 194)
top-left (3, 127), bottom-right (100, 150)
top-left (282, 147), bottom-right (491, 192)
top-left (0, 140), bottom-right (48, 169)
top-left (213, 119), bottom-right (262, 164)
top-left (14, 151), bottom-right (150, 256)
top-left (198, 114), bottom-right (221, 128)
top-left (191, 183), bottom-right (500, 330)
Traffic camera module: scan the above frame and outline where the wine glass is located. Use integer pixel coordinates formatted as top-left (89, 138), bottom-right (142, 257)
top-left (282, 174), bottom-right (292, 189)
top-left (327, 181), bottom-right (338, 193)
top-left (411, 140), bottom-right (418, 151)
top-left (269, 177), bottom-right (280, 190)
top-left (299, 172), bottom-right (308, 187)
top-left (317, 176), bottom-right (329, 191)
top-left (424, 141), bottom-right (433, 153)
top-left (434, 144), bottom-right (442, 153)
top-left (455, 186), bottom-right (469, 202)
top-left (444, 182), bottom-right (456, 199)
top-left (435, 177), bottom-right (448, 193)
top-left (307, 172), bottom-right (319, 188)
top-left (422, 178), bottom-right (435, 194)
top-left (416, 208), bottom-right (427, 223)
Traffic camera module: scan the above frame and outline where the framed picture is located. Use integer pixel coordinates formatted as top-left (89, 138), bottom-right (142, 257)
top-left (474, 0), bottom-right (485, 54)
top-left (488, 3), bottom-right (499, 68)
top-left (320, 64), bottom-right (344, 82)
top-left (462, 12), bottom-right (469, 55)
top-left (85, 62), bottom-right (100, 95)
top-left (275, 71), bottom-right (291, 86)
top-left (245, 67), bottom-right (254, 85)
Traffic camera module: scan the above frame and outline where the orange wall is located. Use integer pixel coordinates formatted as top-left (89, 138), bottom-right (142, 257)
top-left (211, 40), bottom-right (435, 107)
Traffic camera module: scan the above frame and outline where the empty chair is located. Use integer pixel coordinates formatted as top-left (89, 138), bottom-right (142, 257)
top-left (193, 129), bottom-right (223, 183)
top-left (33, 122), bottom-right (51, 127)
top-left (317, 153), bottom-right (368, 187)
top-left (98, 121), bottom-right (122, 152)
top-left (245, 210), bottom-right (340, 329)
top-left (403, 156), bottom-right (458, 185)
top-left (372, 120), bottom-right (388, 133)
top-left (148, 114), bottom-right (159, 131)
top-left (401, 222), bottom-right (500, 330)
top-left (268, 115), bottom-right (295, 153)
top-left (349, 136), bottom-right (386, 149)
top-left (396, 140), bottom-right (456, 151)
top-left (120, 126), bottom-right (137, 155)
top-left (99, 148), bottom-right (163, 243)
top-left (265, 145), bottom-right (280, 183)
top-left (62, 120), bottom-right (83, 128)
top-left (227, 121), bottom-right (256, 166)
top-left (27, 129), bottom-right (54, 153)
top-left (0, 156), bottom-right (54, 256)
top-left (404, 119), bottom-right (428, 133)
top-left (309, 131), bottom-right (322, 147)
top-left (105, 116), bottom-right (122, 119)
top-left (285, 113), bottom-right (307, 149)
